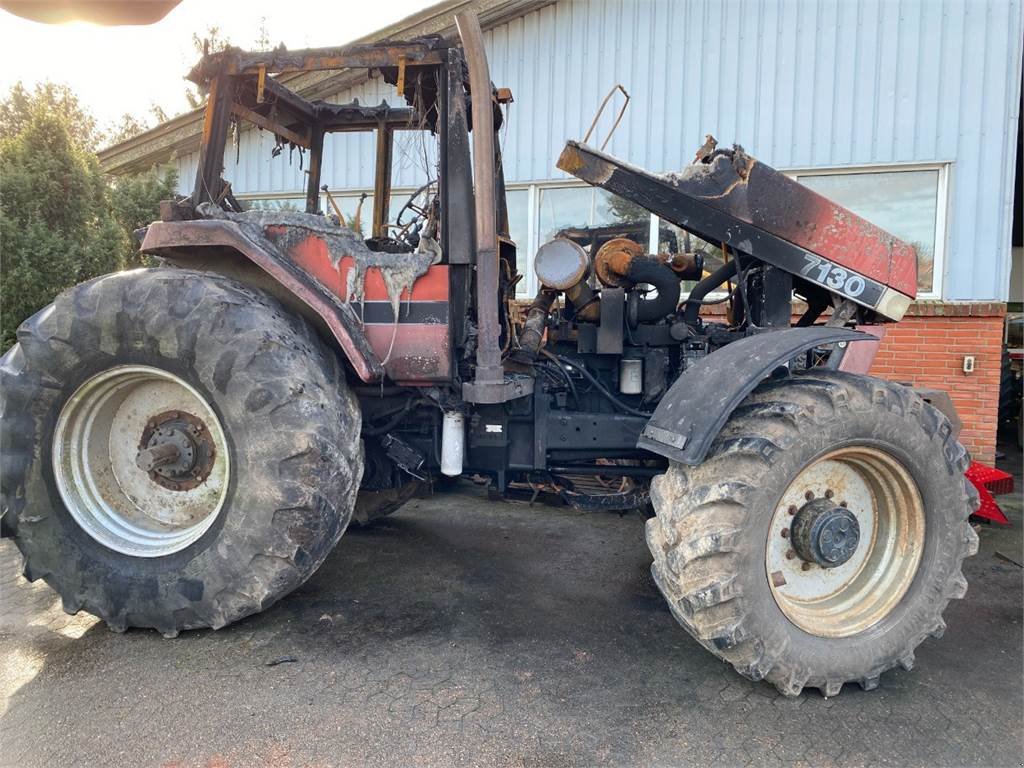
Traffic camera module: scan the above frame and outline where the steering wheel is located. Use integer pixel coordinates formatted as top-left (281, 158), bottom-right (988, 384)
top-left (394, 180), bottom-right (437, 236)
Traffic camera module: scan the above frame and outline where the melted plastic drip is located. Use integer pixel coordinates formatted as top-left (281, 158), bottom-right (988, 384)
top-left (196, 204), bottom-right (436, 328)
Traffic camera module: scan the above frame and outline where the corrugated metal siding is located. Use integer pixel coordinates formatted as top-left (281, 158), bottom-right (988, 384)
top-left (174, 0), bottom-right (1023, 300)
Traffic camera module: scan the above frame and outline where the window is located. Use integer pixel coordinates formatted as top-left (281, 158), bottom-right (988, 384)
top-left (794, 168), bottom-right (944, 294)
top-left (538, 186), bottom-right (649, 247)
top-left (505, 188), bottom-right (531, 297)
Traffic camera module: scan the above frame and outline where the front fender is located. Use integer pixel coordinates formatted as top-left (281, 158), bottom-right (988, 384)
top-left (638, 327), bottom-right (871, 465)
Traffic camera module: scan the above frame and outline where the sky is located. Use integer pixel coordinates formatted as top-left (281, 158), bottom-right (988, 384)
top-left (0, 0), bottom-right (430, 133)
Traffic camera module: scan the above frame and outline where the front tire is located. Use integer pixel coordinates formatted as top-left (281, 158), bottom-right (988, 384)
top-left (646, 370), bottom-right (978, 696)
top-left (1, 269), bottom-right (363, 635)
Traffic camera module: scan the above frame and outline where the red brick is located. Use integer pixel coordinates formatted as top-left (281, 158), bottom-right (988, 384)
top-left (867, 311), bottom-right (1002, 462)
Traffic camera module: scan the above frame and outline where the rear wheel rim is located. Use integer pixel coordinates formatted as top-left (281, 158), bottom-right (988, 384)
top-left (52, 365), bottom-right (229, 558)
top-left (765, 446), bottom-right (925, 638)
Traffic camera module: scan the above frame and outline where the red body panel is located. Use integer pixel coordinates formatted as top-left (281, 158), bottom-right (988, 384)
top-left (287, 232), bottom-right (451, 384)
top-left (838, 326), bottom-right (886, 374)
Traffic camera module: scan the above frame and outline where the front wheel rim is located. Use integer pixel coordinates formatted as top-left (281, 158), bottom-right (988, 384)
top-left (765, 446), bottom-right (925, 638)
top-left (52, 365), bottom-right (230, 558)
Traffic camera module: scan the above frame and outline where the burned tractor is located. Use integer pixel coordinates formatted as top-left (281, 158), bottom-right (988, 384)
top-left (0, 12), bottom-right (977, 697)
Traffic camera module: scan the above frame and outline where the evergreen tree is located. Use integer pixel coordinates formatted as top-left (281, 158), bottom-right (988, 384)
top-left (0, 83), bottom-right (178, 348)
top-left (1, 106), bottom-right (123, 347)
top-left (109, 164), bottom-right (179, 267)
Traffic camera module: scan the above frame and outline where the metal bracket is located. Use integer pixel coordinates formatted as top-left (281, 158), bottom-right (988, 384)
top-left (396, 54), bottom-right (407, 94)
top-left (462, 374), bottom-right (535, 404)
top-left (380, 433), bottom-right (426, 480)
top-left (597, 287), bottom-right (624, 355)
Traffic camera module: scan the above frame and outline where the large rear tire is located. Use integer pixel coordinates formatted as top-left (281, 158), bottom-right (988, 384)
top-left (646, 370), bottom-right (978, 696)
top-left (0, 269), bottom-right (362, 635)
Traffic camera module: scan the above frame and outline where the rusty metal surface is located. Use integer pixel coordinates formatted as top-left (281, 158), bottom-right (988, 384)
top-left (137, 410), bottom-right (216, 492)
top-left (188, 39), bottom-right (448, 84)
top-left (141, 220), bottom-right (384, 382)
top-left (705, 152), bottom-right (917, 297)
top-left (372, 125), bottom-right (393, 238)
top-left (455, 10), bottom-right (504, 400)
top-left (229, 103), bottom-right (311, 148)
top-left (594, 237), bottom-right (645, 287)
top-left (191, 75), bottom-right (233, 206)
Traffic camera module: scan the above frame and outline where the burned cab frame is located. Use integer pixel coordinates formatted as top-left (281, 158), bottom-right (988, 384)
top-left (144, 24), bottom-right (512, 389)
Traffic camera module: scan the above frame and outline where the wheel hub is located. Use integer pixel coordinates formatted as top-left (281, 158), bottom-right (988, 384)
top-left (137, 411), bottom-right (216, 491)
top-left (791, 498), bottom-right (860, 568)
top-left (765, 447), bottom-right (925, 638)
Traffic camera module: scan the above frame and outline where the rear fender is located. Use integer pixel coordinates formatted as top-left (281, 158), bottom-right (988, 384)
top-left (142, 219), bottom-right (384, 382)
top-left (638, 327), bottom-right (873, 465)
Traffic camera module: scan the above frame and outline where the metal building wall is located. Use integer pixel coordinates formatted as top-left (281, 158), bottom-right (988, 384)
top-left (177, 0), bottom-right (1023, 301)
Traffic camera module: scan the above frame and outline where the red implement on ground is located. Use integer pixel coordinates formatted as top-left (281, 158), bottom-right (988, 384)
top-left (967, 462), bottom-right (1015, 525)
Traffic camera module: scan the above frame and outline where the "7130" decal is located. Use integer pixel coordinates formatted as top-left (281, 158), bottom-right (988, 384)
top-left (799, 253), bottom-right (883, 307)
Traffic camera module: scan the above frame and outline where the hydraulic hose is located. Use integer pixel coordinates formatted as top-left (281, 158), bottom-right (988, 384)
top-left (681, 259), bottom-right (739, 326)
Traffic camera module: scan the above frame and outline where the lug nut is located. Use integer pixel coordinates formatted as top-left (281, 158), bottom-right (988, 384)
top-left (781, 528), bottom-right (789, 539)
top-left (801, 562), bottom-right (812, 571)
top-left (824, 489), bottom-right (834, 499)
top-left (839, 500), bottom-right (848, 508)
top-left (805, 490), bottom-right (815, 501)
top-left (788, 505), bottom-right (798, 516)
top-left (786, 550), bottom-right (796, 560)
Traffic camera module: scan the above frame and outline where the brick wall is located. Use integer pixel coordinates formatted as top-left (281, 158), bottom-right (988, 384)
top-left (867, 302), bottom-right (1006, 465)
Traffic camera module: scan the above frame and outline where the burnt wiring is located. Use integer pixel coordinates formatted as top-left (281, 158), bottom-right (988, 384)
top-left (361, 397), bottom-right (433, 436)
top-left (538, 349), bottom-right (580, 407)
top-left (361, 401), bottom-right (414, 436)
top-left (500, 257), bottom-right (518, 354)
top-left (729, 246), bottom-right (753, 329)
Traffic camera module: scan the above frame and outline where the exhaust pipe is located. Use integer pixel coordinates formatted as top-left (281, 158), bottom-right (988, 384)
top-left (455, 11), bottom-right (502, 396)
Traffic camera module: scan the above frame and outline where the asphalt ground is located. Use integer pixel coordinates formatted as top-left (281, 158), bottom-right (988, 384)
top-left (1, 438), bottom-right (1021, 767)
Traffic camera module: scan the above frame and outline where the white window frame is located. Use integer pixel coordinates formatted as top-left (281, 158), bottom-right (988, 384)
top-left (782, 162), bottom-right (949, 298)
